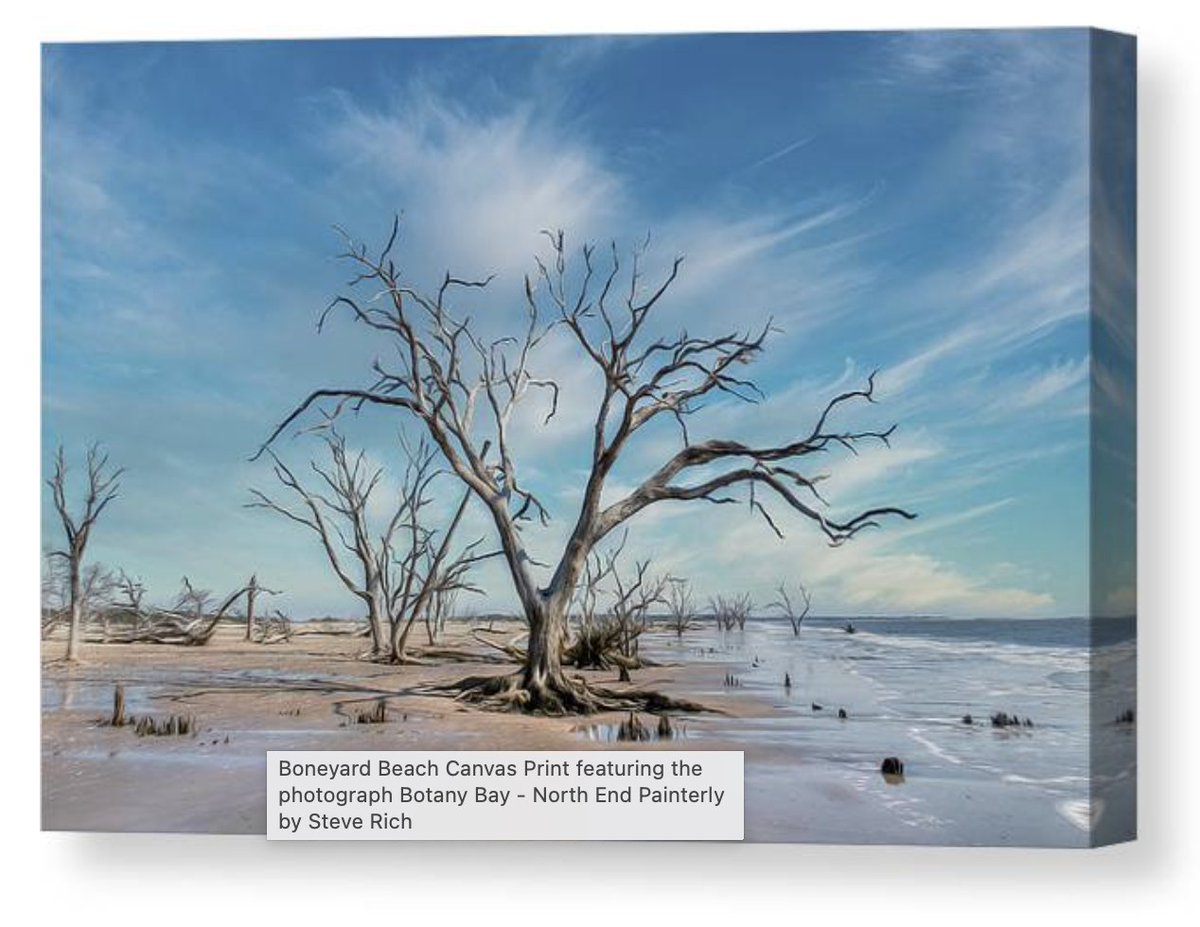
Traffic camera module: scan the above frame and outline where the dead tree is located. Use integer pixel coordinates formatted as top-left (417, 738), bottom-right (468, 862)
top-left (664, 578), bottom-right (697, 637)
top-left (565, 538), bottom-right (666, 670)
top-left (259, 608), bottom-right (294, 645)
top-left (769, 581), bottom-right (812, 636)
top-left (241, 574), bottom-right (282, 642)
top-left (248, 430), bottom-right (421, 658)
top-left (41, 551), bottom-right (68, 639)
top-left (710, 593), bottom-right (753, 631)
top-left (46, 444), bottom-right (124, 661)
top-left (607, 557), bottom-right (669, 664)
top-left (249, 430), bottom-right (485, 662)
top-left (385, 481), bottom-right (497, 662)
top-left (258, 221), bottom-right (916, 712)
top-left (115, 570), bottom-right (147, 623)
top-left (80, 563), bottom-right (118, 637)
top-left (98, 577), bottom-right (260, 646)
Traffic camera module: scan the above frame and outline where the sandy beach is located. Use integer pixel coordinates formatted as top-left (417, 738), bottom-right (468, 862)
top-left (42, 617), bottom-right (1129, 845)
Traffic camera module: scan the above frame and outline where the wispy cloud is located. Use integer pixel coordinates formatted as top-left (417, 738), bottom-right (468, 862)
top-left (747, 135), bottom-right (815, 171)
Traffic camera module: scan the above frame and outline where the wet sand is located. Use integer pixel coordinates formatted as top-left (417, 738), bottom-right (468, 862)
top-left (41, 621), bottom-right (1101, 844)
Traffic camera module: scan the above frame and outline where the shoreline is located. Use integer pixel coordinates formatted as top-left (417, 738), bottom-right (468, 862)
top-left (42, 620), bottom-right (1112, 845)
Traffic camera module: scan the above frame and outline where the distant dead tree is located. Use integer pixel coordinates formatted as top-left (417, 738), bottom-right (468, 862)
top-left (173, 575), bottom-right (212, 621)
top-left (608, 557), bottom-right (669, 664)
top-left (425, 587), bottom-right (456, 644)
top-left (710, 593), bottom-right (753, 631)
top-left (249, 429), bottom-right (489, 662)
top-left (241, 574), bottom-right (282, 642)
top-left (46, 444), bottom-right (124, 661)
top-left (769, 581), bottom-right (812, 636)
top-left (115, 570), bottom-right (147, 619)
top-left (259, 608), bottom-right (294, 645)
top-left (664, 578), bottom-right (698, 637)
top-left (258, 220), bottom-right (915, 712)
top-left (99, 576), bottom-right (262, 646)
top-left (81, 564), bottom-right (118, 636)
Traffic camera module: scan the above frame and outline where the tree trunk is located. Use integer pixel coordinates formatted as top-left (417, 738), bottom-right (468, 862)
top-left (244, 576), bottom-right (258, 642)
top-left (391, 607), bottom-right (420, 663)
top-left (365, 592), bottom-right (389, 658)
top-left (523, 598), bottom-right (567, 689)
top-left (65, 558), bottom-right (82, 662)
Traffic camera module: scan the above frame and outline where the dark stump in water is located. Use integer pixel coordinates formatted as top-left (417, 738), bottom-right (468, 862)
top-left (881, 756), bottom-right (904, 776)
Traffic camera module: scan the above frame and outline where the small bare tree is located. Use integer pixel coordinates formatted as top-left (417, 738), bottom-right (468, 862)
top-left (769, 581), bottom-right (812, 636)
top-left (80, 563), bottom-right (118, 637)
top-left (259, 221), bottom-right (916, 711)
top-left (710, 593), bottom-right (753, 631)
top-left (565, 537), bottom-right (668, 670)
top-left (241, 574), bottom-right (282, 642)
top-left (115, 570), bottom-right (147, 616)
top-left (608, 557), bottom-right (669, 664)
top-left (664, 578), bottom-right (697, 637)
top-left (174, 576), bottom-right (212, 620)
top-left (47, 444), bottom-right (124, 661)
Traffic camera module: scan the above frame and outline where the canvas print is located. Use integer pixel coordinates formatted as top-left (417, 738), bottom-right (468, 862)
top-left (41, 28), bottom-right (1136, 845)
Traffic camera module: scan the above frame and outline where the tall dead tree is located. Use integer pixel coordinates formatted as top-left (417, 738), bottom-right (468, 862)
top-left (249, 430), bottom-right (484, 661)
top-left (769, 581), bottom-right (812, 636)
top-left (258, 221), bottom-right (916, 712)
top-left (47, 444), bottom-right (124, 662)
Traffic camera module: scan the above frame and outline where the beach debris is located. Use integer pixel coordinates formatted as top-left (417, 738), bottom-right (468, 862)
top-left (837, 708), bottom-right (848, 720)
top-left (657, 714), bottom-right (675, 739)
top-left (811, 702), bottom-right (824, 711)
top-left (1115, 708), bottom-right (1135, 725)
top-left (844, 622), bottom-right (857, 634)
top-left (618, 665), bottom-right (631, 683)
top-left (91, 576), bottom-right (268, 647)
top-left (132, 713), bottom-right (195, 737)
top-left (723, 672), bottom-right (742, 688)
top-left (962, 714), bottom-right (973, 725)
top-left (355, 699), bottom-right (388, 724)
top-left (990, 711), bottom-right (1034, 729)
top-left (109, 684), bottom-right (127, 727)
top-left (880, 756), bottom-right (905, 775)
top-left (616, 712), bottom-right (651, 742)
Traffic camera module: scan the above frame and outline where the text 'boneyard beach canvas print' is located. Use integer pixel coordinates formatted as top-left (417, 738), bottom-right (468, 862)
top-left (41, 29), bottom-right (1136, 845)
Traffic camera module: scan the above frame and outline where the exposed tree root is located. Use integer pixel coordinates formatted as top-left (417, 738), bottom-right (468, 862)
top-left (434, 671), bottom-right (712, 716)
top-left (414, 646), bottom-right (514, 665)
top-left (470, 629), bottom-right (528, 662)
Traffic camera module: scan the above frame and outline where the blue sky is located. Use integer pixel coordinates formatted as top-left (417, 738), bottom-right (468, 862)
top-left (41, 30), bottom-right (1129, 619)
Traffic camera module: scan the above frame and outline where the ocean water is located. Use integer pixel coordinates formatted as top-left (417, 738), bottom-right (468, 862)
top-left (644, 615), bottom-right (1137, 846)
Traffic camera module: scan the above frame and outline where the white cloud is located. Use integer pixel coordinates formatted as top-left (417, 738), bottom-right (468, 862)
top-left (321, 90), bottom-right (624, 279)
top-left (990, 357), bottom-right (1089, 414)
